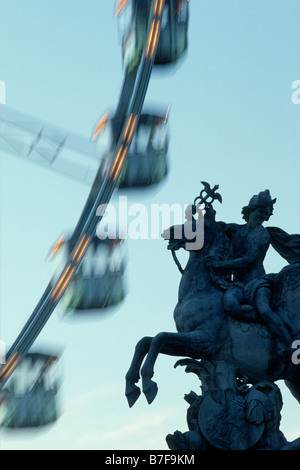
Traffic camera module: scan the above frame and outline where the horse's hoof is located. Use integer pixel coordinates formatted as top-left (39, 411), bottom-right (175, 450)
top-left (143, 380), bottom-right (158, 404)
top-left (126, 384), bottom-right (141, 408)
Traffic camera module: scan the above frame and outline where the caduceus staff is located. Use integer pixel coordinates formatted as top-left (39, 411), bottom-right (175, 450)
top-left (169, 181), bottom-right (222, 274)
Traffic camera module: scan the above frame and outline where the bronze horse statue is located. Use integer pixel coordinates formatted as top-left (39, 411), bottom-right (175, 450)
top-left (125, 199), bottom-right (300, 409)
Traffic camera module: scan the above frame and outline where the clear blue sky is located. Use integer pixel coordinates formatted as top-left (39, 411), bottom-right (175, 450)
top-left (0, 0), bottom-right (300, 449)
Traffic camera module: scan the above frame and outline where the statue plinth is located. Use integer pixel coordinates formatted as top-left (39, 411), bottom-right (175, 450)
top-left (166, 359), bottom-right (300, 450)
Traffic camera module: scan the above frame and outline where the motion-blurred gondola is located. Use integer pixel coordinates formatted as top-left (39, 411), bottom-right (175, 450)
top-left (117, 0), bottom-right (189, 69)
top-left (48, 234), bottom-right (126, 317)
top-left (0, 352), bottom-right (60, 429)
top-left (93, 108), bottom-right (169, 188)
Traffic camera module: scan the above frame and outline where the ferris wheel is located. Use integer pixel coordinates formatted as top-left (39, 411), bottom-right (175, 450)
top-left (0, 0), bottom-right (190, 429)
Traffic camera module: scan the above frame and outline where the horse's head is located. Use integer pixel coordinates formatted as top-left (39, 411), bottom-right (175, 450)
top-left (162, 214), bottom-right (222, 253)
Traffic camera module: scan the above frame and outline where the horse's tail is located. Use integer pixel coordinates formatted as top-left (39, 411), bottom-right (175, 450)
top-left (285, 372), bottom-right (300, 405)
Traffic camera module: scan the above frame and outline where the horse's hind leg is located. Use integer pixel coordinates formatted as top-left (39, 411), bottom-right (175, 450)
top-left (125, 336), bottom-right (153, 407)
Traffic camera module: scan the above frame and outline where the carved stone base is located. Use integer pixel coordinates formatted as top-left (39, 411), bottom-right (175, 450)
top-left (166, 359), bottom-right (300, 450)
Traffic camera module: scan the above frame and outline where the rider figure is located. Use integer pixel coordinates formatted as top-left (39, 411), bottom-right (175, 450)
top-left (208, 190), bottom-right (297, 346)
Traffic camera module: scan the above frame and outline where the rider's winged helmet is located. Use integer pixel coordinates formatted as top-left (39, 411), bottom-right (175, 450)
top-left (242, 189), bottom-right (277, 222)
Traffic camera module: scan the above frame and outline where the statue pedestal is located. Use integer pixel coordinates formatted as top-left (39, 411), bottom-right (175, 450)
top-left (166, 359), bottom-right (300, 451)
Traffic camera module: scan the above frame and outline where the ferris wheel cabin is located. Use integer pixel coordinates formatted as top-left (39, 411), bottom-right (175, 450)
top-left (0, 352), bottom-right (60, 429)
top-left (49, 235), bottom-right (126, 316)
top-left (117, 0), bottom-right (189, 68)
top-left (93, 109), bottom-right (169, 188)
top-left (118, 112), bottom-right (168, 188)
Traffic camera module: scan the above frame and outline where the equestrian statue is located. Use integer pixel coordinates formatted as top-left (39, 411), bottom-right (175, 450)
top-left (125, 182), bottom-right (300, 450)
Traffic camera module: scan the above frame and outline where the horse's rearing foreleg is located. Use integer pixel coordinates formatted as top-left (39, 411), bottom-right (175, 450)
top-left (140, 331), bottom-right (203, 404)
top-left (125, 336), bottom-right (153, 407)
top-left (140, 333), bottom-right (166, 404)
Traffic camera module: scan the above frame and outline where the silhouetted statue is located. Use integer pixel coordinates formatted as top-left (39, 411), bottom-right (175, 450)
top-left (126, 183), bottom-right (300, 449)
